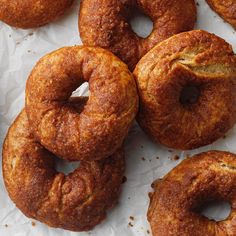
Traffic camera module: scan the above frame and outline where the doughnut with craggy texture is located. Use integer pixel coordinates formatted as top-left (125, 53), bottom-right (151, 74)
top-left (0, 0), bottom-right (74, 29)
top-left (3, 103), bottom-right (125, 231)
top-left (134, 30), bottom-right (236, 150)
top-left (207, 0), bottom-right (236, 30)
top-left (148, 151), bottom-right (236, 236)
top-left (26, 46), bottom-right (138, 161)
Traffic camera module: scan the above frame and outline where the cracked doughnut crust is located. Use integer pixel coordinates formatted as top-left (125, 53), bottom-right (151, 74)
top-left (206, 0), bottom-right (236, 29)
top-left (0, 0), bottom-right (74, 29)
top-left (148, 151), bottom-right (236, 236)
top-left (25, 46), bottom-right (138, 161)
top-left (2, 106), bottom-right (125, 232)
top-left (79, 0), bottom-right (196, 70)
top-left (134, 30), bottom-right (236, 150)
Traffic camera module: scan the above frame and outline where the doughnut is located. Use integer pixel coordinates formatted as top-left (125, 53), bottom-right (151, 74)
top-left (206, 0), bottom-right (236, 30)
top-left (134, 30), bottom-right (236, 150)
top-left (0, 0), bottom-right (74, 29)
top-left (79, 0), bottom-right (197, 70)
top-left (2, 105), bottom-right (125, 231)
top-left (25, 46), bottom-right (138, 161)
top-left (148, 151), bottom-right (236, 236)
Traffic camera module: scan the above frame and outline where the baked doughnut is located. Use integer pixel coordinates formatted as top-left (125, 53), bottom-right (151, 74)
top-left (206, 0), bottom-right (236, 30)
top-left (134, 30), bottom-right (236, 150)
top-left (79, 0), bottom-right (197, 70)
top-left (25, 46), bottom-right (138, 161)
top-left (3, 106), bottom-right (125, 232)
top-left (0, 0), bottom-right (74, 29)
top-left (148, 151), bottom-right (236, 236)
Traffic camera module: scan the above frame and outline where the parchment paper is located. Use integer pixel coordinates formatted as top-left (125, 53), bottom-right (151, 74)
top-left (0, 1), bottom-right (236, 235)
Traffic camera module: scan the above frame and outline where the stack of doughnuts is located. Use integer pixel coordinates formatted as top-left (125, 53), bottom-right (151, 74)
top-left (3, 46), bottom-right (138, 231)
top-left (2, 0), bottom-right (236, 235)
top-left (79, 0), bottom-right (197, 70)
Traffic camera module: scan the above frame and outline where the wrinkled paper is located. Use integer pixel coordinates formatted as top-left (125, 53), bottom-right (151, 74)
top-left (0, 1), bottom-right (236, 235)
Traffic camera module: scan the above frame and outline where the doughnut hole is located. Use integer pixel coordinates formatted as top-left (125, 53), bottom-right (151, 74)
top-left (199, 200), bottom-right (231, 222)
top-left (55, 157), bottom-right (80, 175)
top-left (129, 7), bottom-right (153, 38)
top-left (71, 82), bottom-right (89, 97)
top-left (180, 84), bottom-right (201, 105)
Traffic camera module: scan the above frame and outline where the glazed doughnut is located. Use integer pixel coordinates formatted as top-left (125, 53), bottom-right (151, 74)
top-left (134, 30), bottom-right (236, 150)
top-left (3, 105), bottom-right (125, 231)
top-left (25, 46), bottom-right (138, 162)
top-left (148, 151), bottom-right (236, 236)
top-left (79, 0), bottom-right (197, 70)
top-left (206, 0), bottom-right (236, 30)
top-left (0, 0), bottom-right (74, 29)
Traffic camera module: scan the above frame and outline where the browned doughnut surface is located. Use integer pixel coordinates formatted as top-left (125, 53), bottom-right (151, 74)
top-left (2, 107), bottom-right (125, 232)
top-left (134, 30), bottom-right (236, 150)
top-left (79, 0), bottom-right (196, 70)
top-left (25, 46), bottom-right (138, 161)
top-left (148, 151), bottom-right (236, 236)
top-left (0, 0), bottom-right (74, 29)
top-left (207, 0), bottom-right (236, 29)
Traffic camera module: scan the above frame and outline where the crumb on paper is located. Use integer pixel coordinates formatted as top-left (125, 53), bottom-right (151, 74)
top-left (31, 221), bottom-right (36, 227)
top-left (141, 157), bottom-right (146, 161)
top-left (171, 155), bottom-right (180, 161)
top-left (128, 222), bottom-right (133, 227)
top-left (147, 230), bottom-right (150, 234)
top-left (156, 156), bottom-right (159, 160)
top-left (196, 2), bottom-right (199, 6)
top-left (4, 224), bottom-right (8, 228)
top-left (129, 216), bottom-right (134, 221)
top-left (168, 150), bottom-right (173, 153)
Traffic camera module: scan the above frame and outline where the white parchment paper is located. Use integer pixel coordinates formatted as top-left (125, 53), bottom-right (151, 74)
top-left (0, 1), bottom-right (236, 235)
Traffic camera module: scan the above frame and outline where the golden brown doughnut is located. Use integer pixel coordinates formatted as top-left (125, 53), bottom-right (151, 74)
top-left (79, 0), bottom-right (197, 70)
top-left (206, 0), bottom-right (236, 29)
top-left (0, 0), bottom-right (74, 29)
top-left (25, 46), bottom-right (138, 161)
top-left (2, 105), bottom-right (125, 232)
top-left (134, 30), bottom-right (236, 150)
top-left (148, 151), bottom-right (236, 236)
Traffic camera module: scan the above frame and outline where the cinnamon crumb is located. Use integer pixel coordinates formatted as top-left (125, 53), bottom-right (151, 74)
top-left (31, 221), bottom-right (36, 227)
top-left (156, 156), bottom-right (159, 160)
top-left (129, 216), bottom-right (134, 221)
top-left (172, 155), bottom-right (180, 161)
top-left (141, 157), bottom-right (146, 161)
top-left (147, 230), bottom-right (150, 234)
top-left (128, 222), bottom-right (133, 227)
